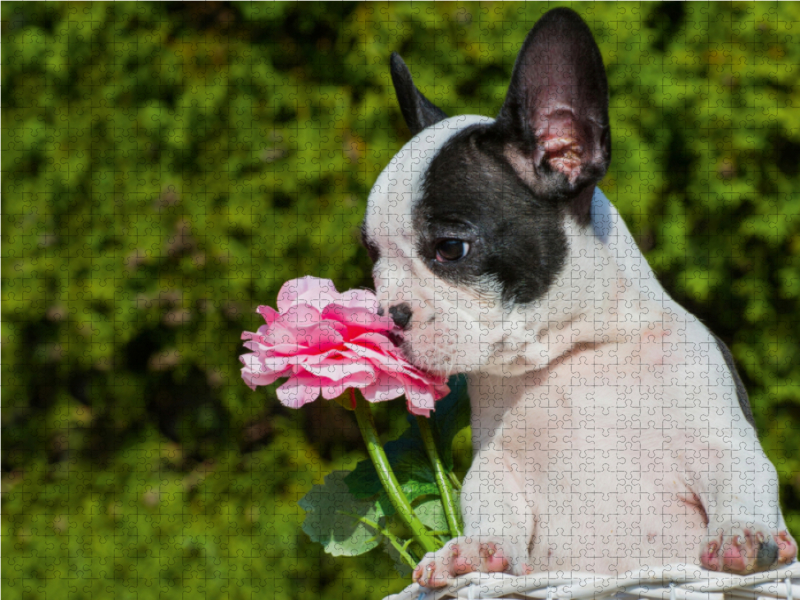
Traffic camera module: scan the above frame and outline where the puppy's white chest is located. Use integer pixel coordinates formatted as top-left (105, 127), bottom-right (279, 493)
top-left (464, 340), bottom-right (715, 571)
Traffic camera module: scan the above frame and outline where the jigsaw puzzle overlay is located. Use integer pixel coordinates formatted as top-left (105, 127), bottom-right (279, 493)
top-left (4, 3), bottom-right (800, 599)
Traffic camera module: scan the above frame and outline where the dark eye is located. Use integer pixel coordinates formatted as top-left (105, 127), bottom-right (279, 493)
top-left (435, 239), bottom-right (470, 262)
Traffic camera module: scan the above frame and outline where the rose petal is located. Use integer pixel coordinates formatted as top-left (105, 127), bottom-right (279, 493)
top-left (240, 353), bottom-right (289, 389)
top-left (349, 331), bottom-right (397, 352)
top-left (319, 370), bottom-right (377, 400)
top-left (335, 288), bottom-right (380, 311)
top-left (280, 303), bottom-right (321, 328)
top-left (302, 356), bottom-right (374, 381)
top-left (406, 402), bottom-right (432, 417)
top-left (268, 341), bottom-right (305, 355)
top-left (361, 370), bottom-right (406, 402)
top-left (256, 305), bottom-right (280, 326)
top-left (278, 276), bottom-right (339, 313)
top-left (262, 320), bottom-right (307, 347)
top-left (402, 379), bottom-right (437, 412)
top-left (291, 321), bottom-right (345, 353)
top-left (276, 375), bottom-right (321, 408)
top-left (243, 278), bottom-right (447, 414)
top-left (241, 345), bottom-right (292, 373)
top-left (345, 338), bottom-right (422, 377)
top-left (321, 304), bottom-right (395, 334)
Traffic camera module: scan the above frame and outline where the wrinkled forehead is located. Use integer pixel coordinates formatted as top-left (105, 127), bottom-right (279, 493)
top-left (365, 115), bottom-right (494, 238)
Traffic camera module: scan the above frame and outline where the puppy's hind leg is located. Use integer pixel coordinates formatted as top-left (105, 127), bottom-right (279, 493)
top-left (413, 449), bottom-right (535, 588)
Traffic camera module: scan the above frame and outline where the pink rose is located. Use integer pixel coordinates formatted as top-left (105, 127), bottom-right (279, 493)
top-left (240, 276), bottom-right (449, 416)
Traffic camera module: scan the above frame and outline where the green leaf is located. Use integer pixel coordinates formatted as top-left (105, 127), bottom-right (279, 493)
top-left (428, 375), bottom-right (471, 470)
top-left (375, 480), bottom-right (439, 518)
top-left (414, 498), bottom-right (450, 533)
top-left (344, 375), bottom-right (470, 506)
top-left (345, 437), bottom-right (435, 499)
top-left (299, 471), bottom-right (385, 557)
top-left (400, 375), bottom-right (471, 470)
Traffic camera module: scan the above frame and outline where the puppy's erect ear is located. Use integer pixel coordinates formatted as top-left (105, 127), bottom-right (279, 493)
top-left (497, 8), bottom-right (611, 207)
top-left (390, 53), bottom-right (448, 136)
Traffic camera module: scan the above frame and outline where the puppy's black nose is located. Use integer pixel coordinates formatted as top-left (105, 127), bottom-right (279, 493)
top-left (389, 303), bottom-right (413, 330)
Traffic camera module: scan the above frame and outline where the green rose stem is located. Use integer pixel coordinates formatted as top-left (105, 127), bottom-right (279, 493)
top-left (351, 389), bottom-right (440, 554)
top-left (416, 416), bottom-right (463, 538)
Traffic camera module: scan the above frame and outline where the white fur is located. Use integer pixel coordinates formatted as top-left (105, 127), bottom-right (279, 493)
top-left (367, 115), bottom-right (497, 376)
top-left (456, 195), bottom-right (788, 573)
top-left (367, 126), bottom-right (794, 577)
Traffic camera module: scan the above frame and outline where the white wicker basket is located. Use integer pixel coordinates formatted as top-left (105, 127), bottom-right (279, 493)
top-left (383, 563), bottom-right (800, 600)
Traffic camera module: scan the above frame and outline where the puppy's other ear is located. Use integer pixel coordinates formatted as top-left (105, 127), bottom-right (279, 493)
top-left (390, 53), bottom-right (448, 136)
top-left (497, 8), bottom-right (610, 211)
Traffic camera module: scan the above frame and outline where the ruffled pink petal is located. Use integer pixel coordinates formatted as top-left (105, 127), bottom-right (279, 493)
top-left (268, 341), bottom-right (305, 355)
top-left (241, 369), bottom-right (284, 391)
top-left (256, 305), bottom-right (280, 326)
top-left (344, 339), bottom-right (393, 360)
top-left (349, 331), bottom-right (397, 352)
top-left (243, 277), bottom-right (448, 414)
top-left (262, 320), bottom-right (306, 347)
top-left (345, 337), bottom-right (421, 377)
top-left (361, 370), bottom-right (406, 402)
top-left (335, 288), bottom-right (380, 311)
top-left (321, 304), bottom-right (395, 334)
top-left (296, 349), bottom-right (336, 365)
top-left (280, 303), bottom-right (321, 329)
top-left (406, 401), bottom-right (432, 417)
top-left (348, 336), bottom-right (449, 391)
top-left (297, 321), bottom-right (346, 351)
top-left (401, 378), bottom-right (437, 413)
top-left (278, 276), bottom-right (340, 313)
top-left (434, 381), bottom-right (451, 398)
top-left (239, 353), bottom-right (290, 390)
top-left (241, 344), bottom-right (293, 373)
top-left (276, 374), bottom-right (322, 408)
top-left (319, 370), bottom-right (377, 400)
top-left (242, 337), bottom-right (306, 363)
top-left (302, 356), bottom-right (374, 381)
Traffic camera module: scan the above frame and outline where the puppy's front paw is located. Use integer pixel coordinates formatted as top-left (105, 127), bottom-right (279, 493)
top-left (701, 523), bottom-right (797, 574)
top-left (412, 537), bottom-right (525, 588)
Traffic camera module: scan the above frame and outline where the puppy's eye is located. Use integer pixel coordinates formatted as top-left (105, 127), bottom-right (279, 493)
top-left (435, 239), bottom-right (470, 262)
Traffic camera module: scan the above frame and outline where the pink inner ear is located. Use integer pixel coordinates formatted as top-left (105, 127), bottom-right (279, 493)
top-left (535, 108), bottom-right (583, 184)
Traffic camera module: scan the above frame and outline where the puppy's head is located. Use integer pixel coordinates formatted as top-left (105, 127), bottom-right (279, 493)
top-left (363, 8), bottom-right (612, 376)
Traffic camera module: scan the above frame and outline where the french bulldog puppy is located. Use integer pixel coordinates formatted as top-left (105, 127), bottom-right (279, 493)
top-left (362, 7), bottom-right (797, 586)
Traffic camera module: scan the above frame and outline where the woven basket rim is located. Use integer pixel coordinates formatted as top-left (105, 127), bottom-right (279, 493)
top-left (383, 562), bottom-right (800, 600)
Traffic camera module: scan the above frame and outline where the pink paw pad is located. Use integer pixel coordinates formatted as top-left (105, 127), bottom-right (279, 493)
top-left (479, 542), bottom-right (509, 573)
top-left (776, 531), bottom-right (798, 564)
top-left (412, 538), bottom-right (514, 588)
top-left (701, 528), bottom-right (796, 574)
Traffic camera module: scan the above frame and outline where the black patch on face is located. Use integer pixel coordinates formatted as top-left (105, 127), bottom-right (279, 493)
top-left (360, 221), bottom-right (380, 263)
top-left (413, 124), bottom-right (569, 305)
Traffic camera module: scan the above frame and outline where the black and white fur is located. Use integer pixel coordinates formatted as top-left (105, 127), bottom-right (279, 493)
top-left (363, 8), bottom-right (796, 584)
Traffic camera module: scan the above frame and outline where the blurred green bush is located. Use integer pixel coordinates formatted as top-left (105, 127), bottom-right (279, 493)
top-left (4, 2), bottom-right (800, 598)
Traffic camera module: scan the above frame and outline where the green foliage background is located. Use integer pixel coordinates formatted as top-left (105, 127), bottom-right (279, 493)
top-left (4, 2), bottom-right (800, 598)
